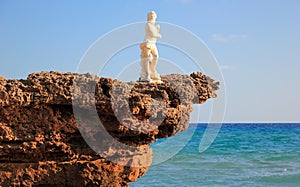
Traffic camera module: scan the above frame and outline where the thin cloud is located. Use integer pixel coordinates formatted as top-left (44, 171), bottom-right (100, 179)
top-left (179, 0), bottom-right (193, 4)
top-left (220, 65), bottom-right (237, 70)
top-left (212, 34), bottom-right (248, 43)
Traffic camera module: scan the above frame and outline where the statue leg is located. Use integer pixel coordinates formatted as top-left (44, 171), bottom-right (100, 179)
top-left (149, 45), bottom-right (161, 81)
top-left (139, 58), bottom-right (151, 82)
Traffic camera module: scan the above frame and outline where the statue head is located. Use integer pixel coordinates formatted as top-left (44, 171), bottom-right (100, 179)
top-left (147, 11), bottom-right (157, 23)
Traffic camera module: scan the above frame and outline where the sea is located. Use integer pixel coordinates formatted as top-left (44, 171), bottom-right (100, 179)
top-left (131, 123), bottom-right (300, 187)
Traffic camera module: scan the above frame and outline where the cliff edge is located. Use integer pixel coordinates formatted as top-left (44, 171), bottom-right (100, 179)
top-left (0, 71), bottom-right (219, 186)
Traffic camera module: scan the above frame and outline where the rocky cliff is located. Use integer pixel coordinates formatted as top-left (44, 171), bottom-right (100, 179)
top-left (0, 71), bottom-right (219, 186)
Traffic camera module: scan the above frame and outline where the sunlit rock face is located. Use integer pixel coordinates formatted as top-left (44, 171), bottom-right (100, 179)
top-left (0, 71), bottom-right (218, 186)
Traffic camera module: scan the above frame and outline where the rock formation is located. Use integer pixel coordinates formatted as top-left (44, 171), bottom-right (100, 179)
top-left (0, 71), bottom-right (219, 186)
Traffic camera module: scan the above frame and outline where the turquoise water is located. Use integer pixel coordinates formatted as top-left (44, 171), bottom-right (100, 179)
top-left (131, 123), bottom-right (300, 187)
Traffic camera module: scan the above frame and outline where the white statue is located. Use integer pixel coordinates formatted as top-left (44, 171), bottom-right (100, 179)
top-left (139, 11), bottom-right (163, 83)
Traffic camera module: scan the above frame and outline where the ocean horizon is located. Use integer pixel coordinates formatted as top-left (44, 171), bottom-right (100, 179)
top-left (132, 123), bottom-right (300, 187)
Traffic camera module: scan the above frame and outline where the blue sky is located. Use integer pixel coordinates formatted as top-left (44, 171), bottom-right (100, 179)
top-left (0, 0), bottom-right (300, 122)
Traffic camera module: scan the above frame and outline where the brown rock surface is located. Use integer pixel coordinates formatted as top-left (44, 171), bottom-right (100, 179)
top-left (0, 71), bottom-right (219, 186)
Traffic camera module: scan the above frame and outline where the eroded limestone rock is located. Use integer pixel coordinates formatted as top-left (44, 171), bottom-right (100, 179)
top-left (0, 71), bottom-right (219, 186)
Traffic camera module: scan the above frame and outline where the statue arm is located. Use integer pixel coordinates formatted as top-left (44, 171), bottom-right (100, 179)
top-left (146, 23), bottom-right (161, 38)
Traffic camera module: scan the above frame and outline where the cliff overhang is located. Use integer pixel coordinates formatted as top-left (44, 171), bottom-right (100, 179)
top-left (0, 71), bottom-right (219, 186)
